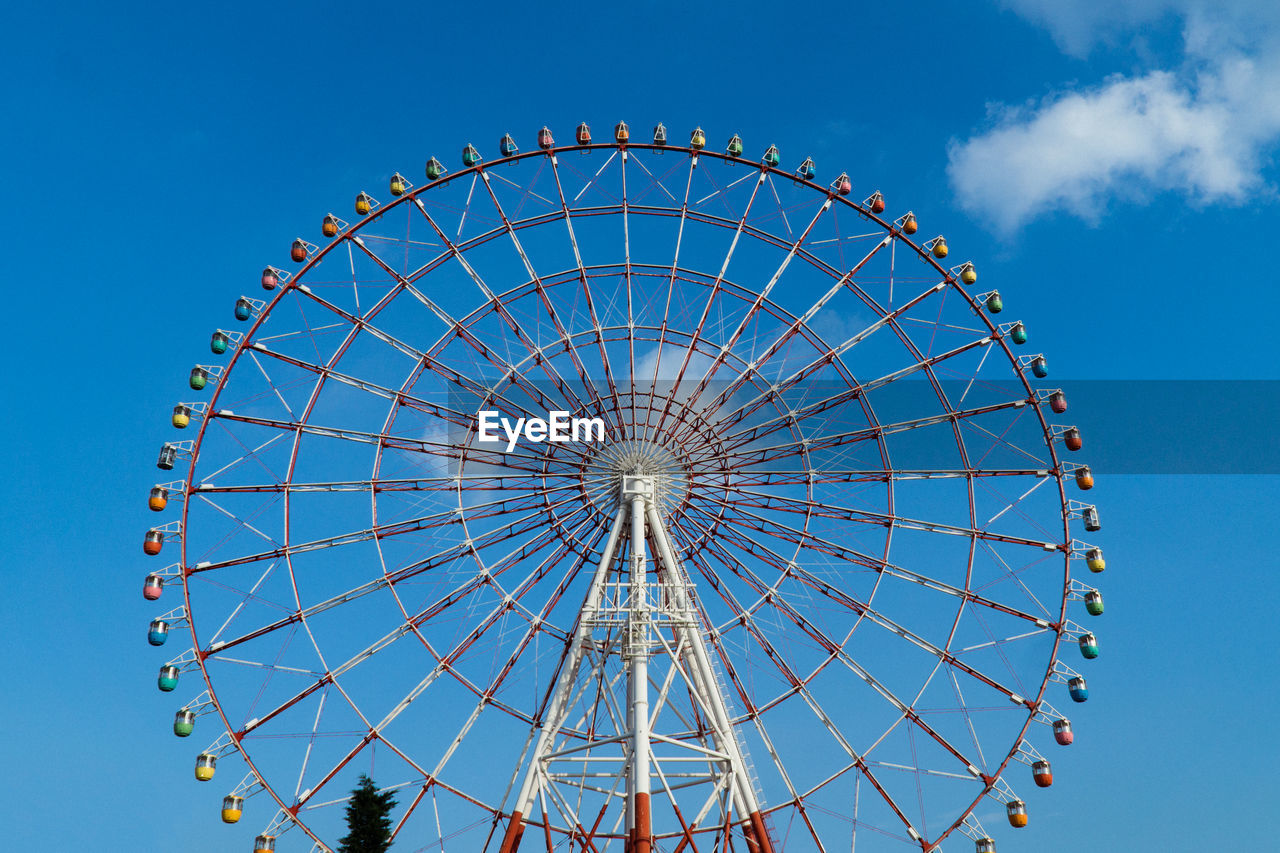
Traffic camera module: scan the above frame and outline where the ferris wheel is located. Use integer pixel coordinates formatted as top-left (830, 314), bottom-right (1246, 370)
top-left (140, 121), bottom-right (1108, 853)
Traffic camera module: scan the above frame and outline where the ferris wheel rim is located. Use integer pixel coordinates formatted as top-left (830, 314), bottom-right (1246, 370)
top-left (159, 129), bottom-right (1092, 852)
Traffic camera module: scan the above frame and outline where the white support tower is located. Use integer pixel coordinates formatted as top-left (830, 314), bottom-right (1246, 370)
top-left (498, 473), bottom-right (774, 853)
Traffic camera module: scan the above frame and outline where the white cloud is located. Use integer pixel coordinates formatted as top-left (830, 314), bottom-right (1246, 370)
top-left (950, 2), bottom-right (1280, 232)
top-left (998, 0), bottom-right (1277, 58)
top-left (997, 0), bottom-right (1178, 57)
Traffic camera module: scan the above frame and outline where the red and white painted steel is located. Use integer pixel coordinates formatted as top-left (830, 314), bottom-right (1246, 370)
top-left (142, 128), bottom-right (1104, 851)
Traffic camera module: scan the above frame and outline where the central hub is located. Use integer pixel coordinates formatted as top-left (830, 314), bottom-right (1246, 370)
top-left (622, 474), bottom-right (655, 502)
top-left (582, 439), bottom-right (690, 519)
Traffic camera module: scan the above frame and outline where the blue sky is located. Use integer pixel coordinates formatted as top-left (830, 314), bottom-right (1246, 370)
top-left (1, 1), bottom-right (1277, 850)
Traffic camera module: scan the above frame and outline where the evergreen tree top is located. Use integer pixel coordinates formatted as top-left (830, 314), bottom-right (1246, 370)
top-left (338, 774), bottom-right (398, 853)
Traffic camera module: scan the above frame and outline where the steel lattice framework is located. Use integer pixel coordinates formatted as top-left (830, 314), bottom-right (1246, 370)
top-left (139, 124), bottom-right (1106, 853)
